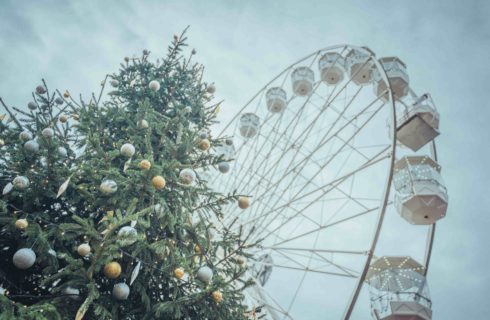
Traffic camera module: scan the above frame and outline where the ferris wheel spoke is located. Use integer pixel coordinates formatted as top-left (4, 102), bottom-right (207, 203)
top-left (252, 259), bottom-right (357, 278)
top-left (265, 247), bottom-right (368, 256)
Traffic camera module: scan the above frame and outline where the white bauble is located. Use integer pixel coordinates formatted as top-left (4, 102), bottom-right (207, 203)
top-left (13, 248), bottom-right (36, 269)
top-left (24, 140), bottom-right (39, 153)
top-left (218, 162), bottom-right (230, 174)
top-left (100, 180), bottom-right (117, 195)
top-left (149, 80), bottom-right (160, 92)
top-left (206, 84), bottom-right (216, 94)
top-left (19, 131), bottom-right (33, 141)
top-left (113, 283), bottom-right (130, 300)
top-left (117, 226), bottom-right (138, 245)
top-left (27, 102), bottom-right (37, 110)
top-left (120, 143), bottom-right (135, 158)
top-left (42, 128), bottom-right (54, 138)
top-left (179, 168), bottom-right (196, 185)
top-left (110, 80), bottom-right (119, 87)
top-left (77, 243), bottom-right (91, 257)
top-left (63, 286), bottom-right (80, 300)
top-left (196, 266), bottom-right (213, 283)
top-left (13, 176), bottom-right (30, 190)
top-left (137, 119), bottom-right (149, 129)
top-left (184, 106), bottom-right (192, 113)
top-left (58, 146), bottom-right (68, 157)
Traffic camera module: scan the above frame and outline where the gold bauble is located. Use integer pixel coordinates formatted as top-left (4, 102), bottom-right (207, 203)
top-left (104, 261), bottom-right (122, 279)
top-left (174, 267), bottom-right (185, 279)
top-left (238, 197), bottom-right (250, 209)
top-left (15, 219), bottom-right (28, 230)
top-left (211, 290), bottom-right (223, 303)
top-left (59, 114), bottom-right (68, 123)
top-left (198, 139), bottom-right (210, 151)
top-left (152, 176), bottom-right (166, 190)
top-left (63, 91), bottom-right (70, 98)
top-left (194, 244), bottom-right (201, 254)
top-left (139, 160), bottom-right (151, 170)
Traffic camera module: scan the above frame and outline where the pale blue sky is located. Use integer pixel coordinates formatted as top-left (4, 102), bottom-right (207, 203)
top-left (1, 0), bottom-right (489, 319)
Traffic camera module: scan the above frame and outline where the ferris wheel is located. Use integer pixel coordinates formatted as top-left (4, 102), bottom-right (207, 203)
top-left (210, 45), bottom-right (448, 320)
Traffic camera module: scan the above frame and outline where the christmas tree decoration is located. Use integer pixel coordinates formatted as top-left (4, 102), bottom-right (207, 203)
top-left (194, 244), bottom-right (201, 254)
top-left (137, 119), bottom-right (149, 129)
top-left (139, 159), bottom-right (151, 170)
top-left (218, 162), bottom-right (230, 173)
top-left (236, 255), bottom-right (247, 266)
top-left (59, 114), bottom-right (69, 123)
top-left (238, 196), bottom-right (250, 209)
top-left (112, 283), bottom-right (130, 300)
top-left (77, 243), bottom-right (91, 257)
top-left (42, 127), bottom-right (55, 138)
top-left (2, 182), bottom-right (13, 195)
top-left (117, 226), bottom-right (138, 245)
top-left (120, 143), bottom-right (136, 158)
top-left (212, 290), bottom-right (223, 303)
top-left (0, 138), bottom-right (4, 147)
top-left (100, 179), bottom-right (118, 195)
top-left (179, 168), bottom-right (196, 185)
top-left (198, 130), bottom-right (208, 139)
top-left (12, 248), bottom-right (36, 270)
top-left (15, 219), bottom-right (28, 230)
top-left (206, 84), bottom-right (216, 94)
top-left (12, 176), bottom-right (29, 190)
top-left (196, 266), bottom-right (213, 283)
top-left (174, 267), bottom-right (185, 279)
top-left (110, 80), bottom-right (119, 87)
top-left (151, 176), bottom-right (166, 190)
top-left (58, 146), bottom-right (68, 157)
top-left (35, 85), bottom-right (46, 94)
top-left (63, 90), bottom-right (70, 98)
top-left (149, 80), bottom-right (160, 92)
top-left (63, 286), bottom-right (80, 300)
top-left (56, 177), bottom-right (71, 198)
top-left (130, 260), bottom-right (142, 285)
top-left (19, 131), bottom-right (33, 141)
top-left (104, 261), bottom-right (122, 279)
top-left (24, 140), bottom-right (40, 153)
top-left (225, 138), bottom-right (233, 146)
top-left (198, 139), bottom-right (210, 151)
top-left (55, 97), bottom-right (64, 105)
top-left (184, 106), bottom-right (192, 113)
top-left (27, 101), bottom-right (37, 110)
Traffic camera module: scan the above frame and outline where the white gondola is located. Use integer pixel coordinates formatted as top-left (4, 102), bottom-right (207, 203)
top-left (266, 87), bottom-right (287, 113)
top-left (374, 57), bottom-right (410, 101)
top-left (367, 256), bottom-right (432, 320)
top-left (345, 47), bottom-right (376, 85)
top-left (239, 113), bottom-right (261, 138)
top-left (318, 52), bottom-right (346, 85)
top-left (291, 66), bottom-right (314, 96)
top-left (393, 156), bottom-right (448, 225)
top-left (397, 93), bottom-right (440, 151)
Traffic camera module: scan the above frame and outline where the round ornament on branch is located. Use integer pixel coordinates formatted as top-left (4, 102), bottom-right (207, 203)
top-left (55, 97), bottom-right (64, 105)
top-left (184, 106), bottom-right (192, 114)
top-left (77, 243), bottom-right (91, 257)
top-left (15, 219), bottom-right (28, 230)
top-left (59, 114), bottom-right (69, 123)
top-left (137, 119), bottom-right (149, 129)
top-left (198, 130), bottom-right (208, 140)
top-left (196, 266), bottom-right (213, 284)
top-left (149, 80), bottom-right (160, 92)
top-left (139, 160), bottom-right (151, 170)
top-left (13, 176), bottom-right (30, 190)
top-left (198, 139), bottom-right (210, 151)
top-left (13, 248), bottom-right (36, 270)
top-left (218, 162), bottom-right (230, 174)
top-left (100, 179), bottom-right (118, 195)
top-left (42, 128), bottom-right (54, 138)
top-left (19, 131), bottom-right (33, 141)
top-left (206, 84), bottom-right (216, 94)
top-left (113, 283), bottom-right (130, 300)
top-left (24, 140), bottom-right (39, 153)
top-left (238, 196), bottom-right (250, 209)
top-left (212, 290), bottom-right (223, 303)
top-left (104, 261), bottom-right (122, 279)
top-left (110, 80), bottom-right (119, 88)
top-left (152, 176), bottom-right (166, 190)
top-left (120, 143), bottom-right (136, 158)
top-left (174, 267), bottom-right (185, 280)
top-left (58, 146), bottom-right (68, 157)
top-left (63, 286), bottom-right (80, 300)
top-left (179, 168), bottom-right (196, 185)
top-left (117, 226), bottom-right (138, 245)
top-left (35, 85), bottom-right (46, 95)
top-left (27, 102), bottom-right (37, 110)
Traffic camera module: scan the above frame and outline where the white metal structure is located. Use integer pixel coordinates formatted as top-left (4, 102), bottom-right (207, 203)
top-left (210, 45), bottom-right (447, 319)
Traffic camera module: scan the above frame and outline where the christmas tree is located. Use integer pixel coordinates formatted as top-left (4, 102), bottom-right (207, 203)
top-left (0, 29), bottom-right (256, 320)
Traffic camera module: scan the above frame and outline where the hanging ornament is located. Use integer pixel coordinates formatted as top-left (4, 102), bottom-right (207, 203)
top-left (59, 114), bottom-right (68, 123)
top-left (196, 266), bottom-right (213, 283)
top-left (110, 80), bottom-right (119, 87)
top-left (112, 283), bottom-right (130, 300)
top-left (42, 128), bottom-right (54, 138)
top-left (15, 219), bottom-right (28, 230)
top-left (120, 143), bottom-right (135, 158)
top-left (211, 290), bottom-right (223, 303)
top-left (184, 106), bottom-right (192, 113)
top-left (194, 244), bottom-right (201, 254)
top-left (27, 102), bottom-right (37, 110)
top-left (238, 196), bottom-right (250, 209)
top-left (13, 248), bottom-right (36, 270)
top-left (55, 97), bottom-right (64, 105)
top-left (19, 131), bottom-right (33, 141)
top-left (58, 146), bottom-right (68, 157)
top-left (218, 162), bottom-right (230, 174)
top-left (77, 243), bottom-right (91, 257)
top-left (179, 168), bottom-right (196, 185)
top-left (56, 177), bottom-right (71, 198)
top-left (36, 85), bottom-right (46, 94)
top-left (63, 90), bottom-right (70, 98)
top-left (117, 226), bottom-right (138, 246)
top-left (100, 180), bottom-right (117, 195)
top-left (0, 139), bottom-right (4, 147)
top-left (139, 160), bottom-right (151, 170)
top-left (130, 260), bottom-right (142, 285)
top-left (2, 182), bottom-right (13, 195)
top-left (174, 267), bottom-right (185, 280)
top-left (198, 139), bottom-right (210, 151)
top-left (206, 84), bottom-right (216, 94)
top-left (137, 119), bottom-right (149, 129)
top-left (13, 176), bottom-right (30, 190)
top-left (225, 138), bottom-right (234, 146)
top-left (104, 261), bottom-right (122, 279)
top-left (236, 255), bottom-right (247, 266)
top-left (149, 80), bottom-right (160, 92)
top-left (198, 130), bottom-right (208, 139)
top-left (151, 176), bottom-right (166, 190)
top-left (24, 140), bottom-right (39, 153)
top-left (63, 286), bottom-right (80, 300)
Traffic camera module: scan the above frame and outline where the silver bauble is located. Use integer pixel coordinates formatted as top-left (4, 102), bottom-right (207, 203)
top-left (63, 286), bottom-right (80, 300)
top-left (19, 131), bottom-right (33, 141)
top-left (225, 138), bottom-right (233, 146)
top-left (179, 168), bottom-right (196, 185)
top-left (120, 143), bottom-right (135, 158)
top-left (206, 84), bottom-right (216, 94)
top-left (24, 140), bottom-right (39, 153)
top-left (184, 106), bottom-right (192, 113)
top-left (149, 80), bottom-right (160, 92)
top-left (110, 80), bottom-right (119, 87)
top-left (27, 102), bottom-right (37, 110)
top-left (35, 85), bottom-right (46, 94)
top-left (13, 176), bottom-right (30, 190)
top-left (117, 226), bottom-right (138, 245)
top-left (198, 130), bottom-right (208, 139)
top-left (196, 266), bottom-right (213, 283)
top-left (218, 162), bottom-right (230, 174)
top-left (13, 248), bottom-right (36, 269)
top-left (42, 128), bottom-right (54, 138)
top-left (55, 97), bottom-right (64, 105)
top-left (137, 119), bottom-right (149, 129)
top-left (58, 146), bottom-right (68, 157)
top-left (113, 283), bottom-right (130, 300)
top-left (100, 179), bottom-right (117, 195)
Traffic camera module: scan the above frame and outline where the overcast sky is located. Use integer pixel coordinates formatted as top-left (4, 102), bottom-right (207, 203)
top-left (1, 1), bottom-right (489, 319)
